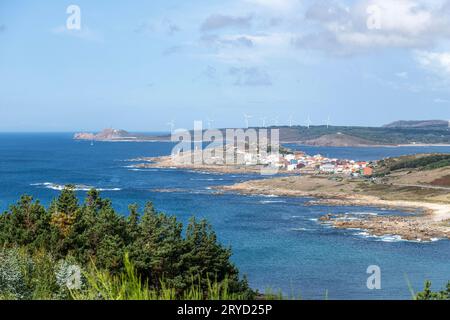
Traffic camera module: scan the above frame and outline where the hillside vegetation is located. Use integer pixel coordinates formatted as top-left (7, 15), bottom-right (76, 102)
top-left (75, 120), bottom-right (450, 146)
top-left (375, 154), bottom-right (450, 175)
top-left (0, 187), bottom-right (253, 300)
top-left (277, 125), bottom-right (450, 145)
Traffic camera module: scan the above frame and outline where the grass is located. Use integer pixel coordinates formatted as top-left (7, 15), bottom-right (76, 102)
top-left (1, 248), bottom-right (448, 301)
top-left (70, 253), bottom-right (246, 300)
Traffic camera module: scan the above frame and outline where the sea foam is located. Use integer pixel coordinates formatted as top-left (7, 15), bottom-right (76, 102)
top-left (31, 182), bottom-right (121, 192)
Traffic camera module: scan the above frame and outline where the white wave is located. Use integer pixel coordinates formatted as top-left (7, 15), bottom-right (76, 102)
top-left (291, 227), bottom-right (311, 232)
top-left (376, 235), bottom-right (406, 242)
top-left (185, 170), bottom-right (218, 175)
top-left (353, 232), bottom-right (437, 243)
top-left (259, 194), bottom-right (279, 198)
top-left (345, 212), bottom-right (379, 216)
top-left (353, 231), bottom-right (404, 242)
top-left (31, 182), bottom-right (121, 192)
top-left (127, 168), bottom-right (160, 172)
top-left (259, 200), bottom-right (286, 204)
top-left (190, 178), bottom-right (225, 181)
top-left (335, 216), bottom-right (360, 221)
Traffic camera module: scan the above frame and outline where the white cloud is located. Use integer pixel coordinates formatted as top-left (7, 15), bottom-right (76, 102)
top-left (229, 66), bottom-right (272, 86)
top-left (201, 32), bottom-right (296, 64)
top-left (434, 98), bottom-right (450, 103)
top-left (197, 0), bottom-right (450, 87)
top-left (294, 0), bottom-right (450, 54)
top-left (415, 51), bottom-right (450, 76)
top-left (243, 0), bottom-right (299, 12)
top-left (200, 14), bottom-right (253, 32)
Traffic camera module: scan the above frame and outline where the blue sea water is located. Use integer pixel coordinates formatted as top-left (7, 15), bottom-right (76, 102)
top-left (0, 133), bottom-right (449, 299)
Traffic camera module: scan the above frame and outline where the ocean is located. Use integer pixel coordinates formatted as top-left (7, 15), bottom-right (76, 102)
top-left (0, 133), bottom-right (449, 299)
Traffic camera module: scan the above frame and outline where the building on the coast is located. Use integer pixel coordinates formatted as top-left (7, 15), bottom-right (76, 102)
top-left (320, 163), bottom-right (335, 173)
top-left (363, 167), bottom-right (373, 176)
top-left (252, 149), bottom-right (372, 176)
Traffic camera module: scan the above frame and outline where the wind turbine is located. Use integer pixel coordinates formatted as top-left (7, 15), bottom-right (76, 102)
top-left (306, 115), bottom-right (312, 129)
top-left (326, 115), bottom-right (331, 129)
top-left (288, 115), bottom-right (293, 127)
top-left (272, 116), bottom-right (279, 127)
top-left (260, 117), bottom-right (267, 128)
top-left (206, 117), bottom-right (215, 129)
top-left (167, 120), bottom-right (175, 133)
top-left (243, 113), bottom-right (252, 128)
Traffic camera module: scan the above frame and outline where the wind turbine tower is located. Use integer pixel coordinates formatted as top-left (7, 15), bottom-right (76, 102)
top-left (260, 117), bottom-right (267, 128)
top-left (207, 117), bottom-right (214, 129)
top-left (306, 115), bottom-right (312, 129)
top-left (243, 113), bottom-right (252, 128)
top-left (167, 120), bottom-right (175, 133)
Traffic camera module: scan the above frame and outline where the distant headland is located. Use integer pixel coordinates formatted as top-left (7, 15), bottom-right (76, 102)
top-left (74, 128), bottom-right (170, 142)
top-left (74, 120), bottom-right (450, 147)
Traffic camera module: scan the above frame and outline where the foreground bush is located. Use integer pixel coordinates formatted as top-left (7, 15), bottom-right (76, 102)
top-left (0, 187), bottom-right (253, 300)
top-left (415, 281), bottom-right (450, 300)
top-left (71, 253), bottom-right (245, 300)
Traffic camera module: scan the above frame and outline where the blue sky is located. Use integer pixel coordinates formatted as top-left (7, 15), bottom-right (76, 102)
top-left (1, 0), bottom-right (450, 131)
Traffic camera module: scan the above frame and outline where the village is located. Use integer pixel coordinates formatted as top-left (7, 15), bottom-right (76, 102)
top-left (142, 144), bottom-right (375, 177)
top-left (240, 150), bottom-right (374, 177)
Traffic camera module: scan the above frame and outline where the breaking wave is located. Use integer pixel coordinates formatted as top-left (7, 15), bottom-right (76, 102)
top-left (31, 182), bottom-right (121, 192)
top-left (259, 200), bottom-right (286, 204)
top-left (190, 178), bottom-right (225, 181)
top-left (354, 231), bottom-right (441, 243)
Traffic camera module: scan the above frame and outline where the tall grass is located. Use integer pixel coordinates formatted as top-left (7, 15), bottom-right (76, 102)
top-left (2, 247), bottom-right (448, 300)
top-left (71, 253), bottom-right (246, 300)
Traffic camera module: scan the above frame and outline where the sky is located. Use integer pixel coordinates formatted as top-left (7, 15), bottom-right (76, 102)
top-left (0, 0), bottom-right (450, 132)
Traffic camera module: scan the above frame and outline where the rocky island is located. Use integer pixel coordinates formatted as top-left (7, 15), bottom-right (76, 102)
top-left (74, 128), bottom-right (171, 142)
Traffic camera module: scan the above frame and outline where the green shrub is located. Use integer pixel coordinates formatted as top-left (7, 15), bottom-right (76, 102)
top-left (0, 188), bottom-right (253, 299)
top-left (415, 281), bottom-right (450, 300)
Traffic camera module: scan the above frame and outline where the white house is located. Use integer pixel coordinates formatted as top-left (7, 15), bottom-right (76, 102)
top-left (320, 163), bottom-right (335, 173)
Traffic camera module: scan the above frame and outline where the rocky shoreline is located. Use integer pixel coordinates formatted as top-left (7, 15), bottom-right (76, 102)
top-left (217, 177), bottom-right (450, 241)
top-left (130, 153), bottom-right (450, 242)
top-left (319, 213), bottom-right (449, 242)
